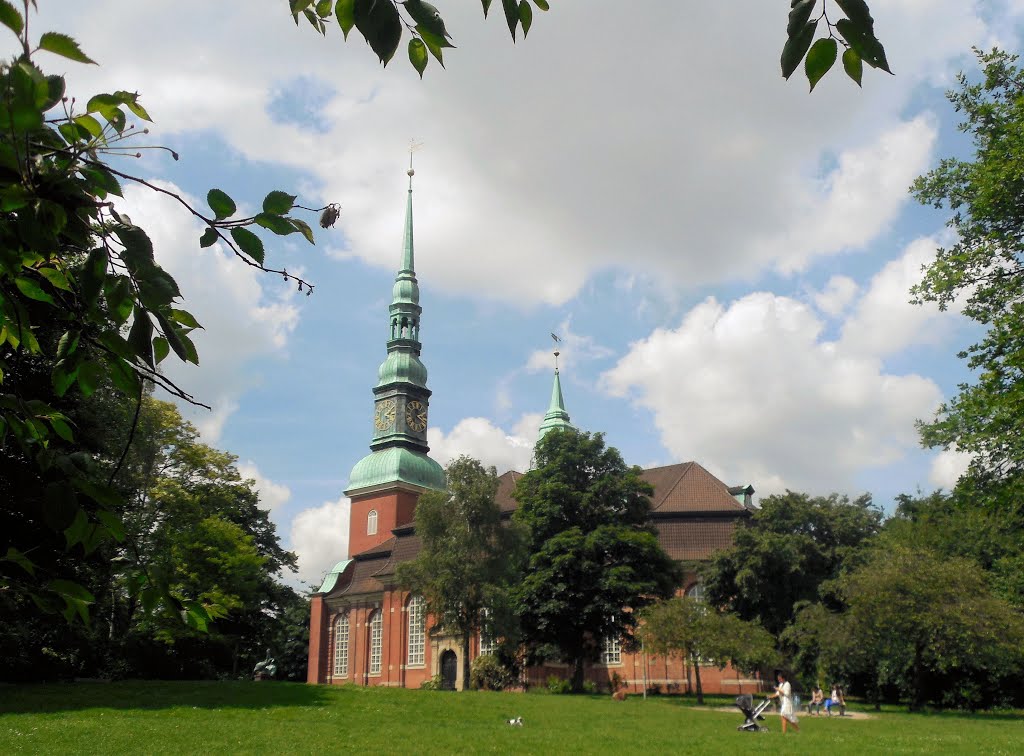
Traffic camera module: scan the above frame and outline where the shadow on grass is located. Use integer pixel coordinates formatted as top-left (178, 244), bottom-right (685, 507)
top-left (0, 680), bottom-right (335, 715)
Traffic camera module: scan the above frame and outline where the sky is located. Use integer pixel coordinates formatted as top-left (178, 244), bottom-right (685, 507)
top-left (19, 1), bottom-right (1024, 587)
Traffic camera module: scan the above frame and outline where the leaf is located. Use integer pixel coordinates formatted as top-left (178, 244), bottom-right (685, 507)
top-left (843, 47), bottom-right (863, 87)
top-left (72, 478), bottom-right (124, 509)
top-left (290, 217), bottom-right (316, 245)
top-left (230, 227), bottom-right (265, 265)
top-left (353, 0), bottom-right (403, 65)
top-left (37, 32), bottom-right (96, 64)
top-left (39, 267), bottom-right (71, 291)
top-left (3, 547), bottom-right (35, 577)
top-left (518, 1), bottom-right (532, 37)
top-left (106, 354), bottom-right (141, 396)
top-left (206, 188), bottom-right (236, 220)
top-left (15, 276), bottom-right (55, 304)
top-left (199, 227), bottom-right (218, 248)
top-left (95, 510), bottom-right (126, 542)
top-left (481, 0), bottom-right (492, 18)
top-left (51, 363), bottom-right (78, 396)
top-left (76, 360), bottom-right (103, 397)
top-left (835, 0), bottom-right (873, 28)
top-left (780, 20), bottom-right (817, 79)
top-left (64, 507), bottom-right (89, 548)
top-left (408, 38), bottom-right (428, 78)
top-left (128, 306), bottom-right (155, 368)
top-left (787, 0), bottom-right (816, 37)
top-left (49, 415), bottom-right (73, 442)
top-left (336, 0), bottom-right (355, 38)
top-left (404, 0), bottom-right (449, 39)
top-left (113, 90), bottom-right (152, 121)
top-left (532, 0), bottom-right (549, 9)
top-left (79, 247), bottom-right (108, 307)
top-left (805, 38), bottom-right (838, 91)
top-left (170, 309), bottom-right (202, 329)
top-left (835, 18), bottom-right (891, 73)
top-left (417, 26), bottom-right (454, 66)
top-left (316, 0), bottom-right (333, 16)
top-left (255, 212), bottom-right (296, 235)
top-left (56, 329), bottom-right (79, 358)
top-left (73, 114), bottom-right (103, 137)
top-left (0, 0), bottom-right (23, 36)
top-left (501, 0), bottom-right (518, 40)
top-left (262, 190), bottom-right (296, 215)
top-left (155, 312), bottom-right (190, 363)
top-left (152, 336), bottom-right (170, 364)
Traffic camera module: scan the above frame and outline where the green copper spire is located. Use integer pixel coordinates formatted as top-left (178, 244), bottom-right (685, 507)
top-left (347, 161), bottom-right (445, 496)
top-left (538, 349), bottom-right (574, 439)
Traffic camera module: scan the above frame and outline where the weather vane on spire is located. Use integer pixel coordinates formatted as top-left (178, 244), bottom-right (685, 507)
top-left (408, 139), bottom-right (423, 187)
top-left (550, 332), bottom-right (562, 371)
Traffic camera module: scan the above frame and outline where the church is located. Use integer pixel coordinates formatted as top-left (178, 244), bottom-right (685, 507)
top-left (306, 170), bottom-right (761, 695)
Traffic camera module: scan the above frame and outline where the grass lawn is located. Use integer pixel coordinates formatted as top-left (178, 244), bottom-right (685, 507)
top-left (1, 681), bottom-right (1020, 754)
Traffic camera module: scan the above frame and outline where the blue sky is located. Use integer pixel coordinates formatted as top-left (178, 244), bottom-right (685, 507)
top-left (23, 1), bottom-right (1024, 585)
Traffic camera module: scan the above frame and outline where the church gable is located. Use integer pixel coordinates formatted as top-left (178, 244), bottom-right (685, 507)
top-left (642, 461), bottom-right (751, 515)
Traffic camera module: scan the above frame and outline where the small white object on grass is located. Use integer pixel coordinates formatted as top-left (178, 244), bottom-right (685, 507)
top-left (506, 716), bottom-right (523, 726)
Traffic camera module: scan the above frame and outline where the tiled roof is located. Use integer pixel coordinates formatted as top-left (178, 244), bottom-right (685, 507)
top-left (642, 462), bottom-right (748, 514)
top-left (492, 462), bottom-right (746, 516)
top-left (495, 470), bottom-right (522, 513)
top-left (655, 518), bottom-right (740, 561)
top-left (332, 555), bottom-right (390, 596)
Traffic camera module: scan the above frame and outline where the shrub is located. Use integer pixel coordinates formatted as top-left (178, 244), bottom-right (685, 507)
top-left (547, 675), bottom-right (572, 694)
top-left (582, 680), bottom-right (598, 695)
top-left (419, 675), bottom-right (443, 691)
top-left (470, 655), bottom-right (514, 691)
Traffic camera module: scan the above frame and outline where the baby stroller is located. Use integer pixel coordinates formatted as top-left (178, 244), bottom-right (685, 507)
top-left (734, 693), bottom-right (772, 732)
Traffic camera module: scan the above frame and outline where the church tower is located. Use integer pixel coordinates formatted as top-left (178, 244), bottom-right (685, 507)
top-left (345, 165), bottom-right (446, 556)
top-left (537, 351), bottom-right (574, 439)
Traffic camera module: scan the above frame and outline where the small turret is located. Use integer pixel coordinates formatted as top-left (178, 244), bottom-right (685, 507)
top-left (538, 347), bottom-right (574, 439)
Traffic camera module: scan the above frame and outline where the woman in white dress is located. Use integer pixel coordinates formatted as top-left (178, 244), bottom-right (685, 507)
top-left (770, 671), bottom-right (800, 734)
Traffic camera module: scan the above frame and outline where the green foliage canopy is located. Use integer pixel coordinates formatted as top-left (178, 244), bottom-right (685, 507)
top-left (512, 430), bottom-right (681, 692)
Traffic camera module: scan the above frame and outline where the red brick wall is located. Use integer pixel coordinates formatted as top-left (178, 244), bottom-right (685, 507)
top-left (306, 595), bottom-right (328, 684)
top-left (348, 490), bottom-right (420, 556)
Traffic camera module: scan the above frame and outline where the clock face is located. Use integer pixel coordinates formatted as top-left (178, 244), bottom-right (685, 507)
top-left (405, 399), bottom-right (427, 432)
top-left (374, 399), bottom-right (397, 431)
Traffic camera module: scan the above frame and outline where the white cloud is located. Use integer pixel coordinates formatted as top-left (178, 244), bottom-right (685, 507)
top-left (429, 416), bottom-right (536, 473)
top-left (601, 261), bottom-right (949, 495)
top-left (813, 275), bottom-right (860, 318)
top-left (289, 496), bottom-right (350, 588)
top-left (237, 461), bottom-right (291, 513)
top-left (29, 0), bottom-right (1017, 306)
top-left (840, 237), bottom-right (957, 357)
top-left (929, 447), bottom-right (972, 490)
top-left (119, 182), bottom-right (300, 440)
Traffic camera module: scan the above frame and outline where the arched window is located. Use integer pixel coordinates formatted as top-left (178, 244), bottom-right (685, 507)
top-left (407, 595), bottom-right (425, 667)
top-left (602, 634), bottom-right (622, 665)
top-left (368, 610), bottom-right (383, 675)
top-left (479, 608), bottom-right (496, 656)
top-left (367, 509), bottom-right (378, 536)
top-left (333, 612), bottom-right (349, 678)
top-left (686, 582), bottom-right (706, 602)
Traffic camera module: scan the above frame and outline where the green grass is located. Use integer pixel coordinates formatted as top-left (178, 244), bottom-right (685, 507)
top-left (0, 681), bottom-right (1020, 754)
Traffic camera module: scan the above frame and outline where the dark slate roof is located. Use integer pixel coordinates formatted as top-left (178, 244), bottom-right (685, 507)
top-left (655, 518), bottom-right (741, 561)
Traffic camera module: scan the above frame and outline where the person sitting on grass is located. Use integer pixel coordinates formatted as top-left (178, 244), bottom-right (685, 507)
top-left (808, 686), bottom-right (824, 715)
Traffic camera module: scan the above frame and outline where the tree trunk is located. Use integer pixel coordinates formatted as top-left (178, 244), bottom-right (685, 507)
top-left (572, 657), bottom-right (585, 693)
top-left (461, 633), bottom-right (471, 691)
top-left (689, 650), bottom-right (704, 705)
top-left (910, 644), bottom-right (925, 712)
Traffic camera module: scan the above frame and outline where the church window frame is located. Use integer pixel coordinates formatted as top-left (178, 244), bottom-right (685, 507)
top-left (367, 509), bottom-right (378, 536)
top-left (601, 634), bottom-right (622, 666)
top-left (407, 595), bottom-right (426, 667)
top-left (479, 607), bottom-right (497, 656)
top-left (332, 612), bottom-right (350, 678)
top-left (368, 610), bottom-right (383, 675)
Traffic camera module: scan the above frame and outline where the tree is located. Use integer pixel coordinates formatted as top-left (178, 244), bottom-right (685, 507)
top-left (702, 491), bottom-right (881, 639)
top-left (912, 49), bottom-right (1024, 488)
top-left (292, 0), bottom-right (890, 91)
top-left (834, 545), bottom-right (1024, 711)
top-left (0, 0), bottom-right (331, 624)
top-left (639, 596), bottom-right (777, 704)
top-left (512, 429), bottom-right (681, 692)
top-left (397, 456), bottom-right (523, 691)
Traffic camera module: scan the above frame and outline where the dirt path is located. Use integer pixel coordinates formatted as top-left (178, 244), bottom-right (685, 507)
top-left (702, 706), bottom-right (874, 720)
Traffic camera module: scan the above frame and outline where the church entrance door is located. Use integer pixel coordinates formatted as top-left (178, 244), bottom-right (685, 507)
top-left (440, 650), bottom-right (457, 690)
